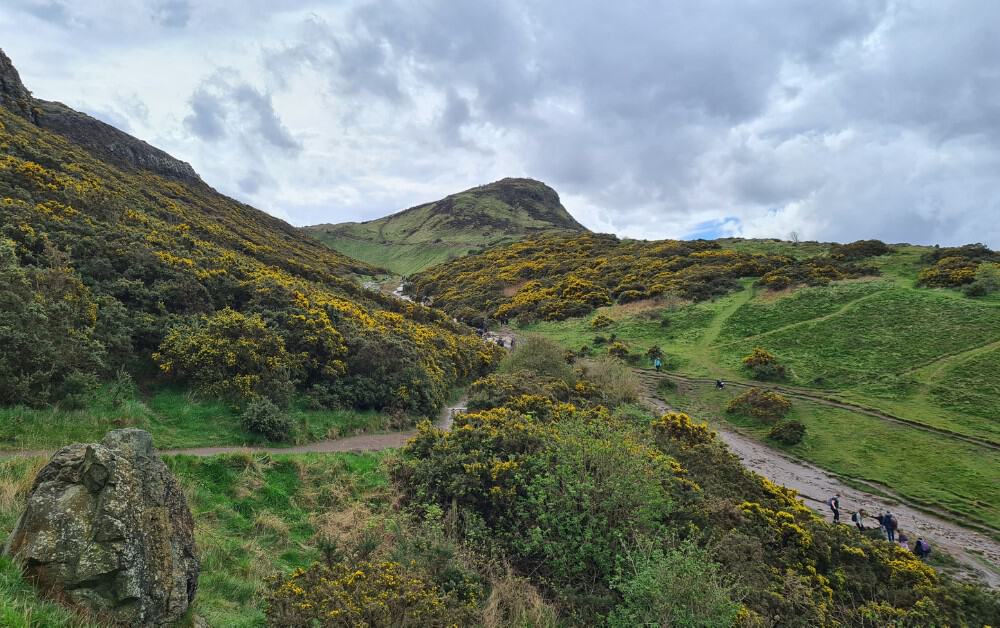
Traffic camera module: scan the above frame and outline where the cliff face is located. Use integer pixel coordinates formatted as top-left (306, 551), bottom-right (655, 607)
top-left (0, 48), bottom-right (200, 183)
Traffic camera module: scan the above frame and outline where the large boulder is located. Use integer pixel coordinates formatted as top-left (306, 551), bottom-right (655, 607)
top-left (3, 429), bottom-right (199, 626)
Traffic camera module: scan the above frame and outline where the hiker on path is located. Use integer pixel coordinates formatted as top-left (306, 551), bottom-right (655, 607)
top-left (828, 494), bottom-right (841, 524)
top-left (886, 512), bottom-right (898, 542)
top-left (914, 538), bottom-right (931, 560)
top-left (654, 357), bottom-right (662, 372)
top-left (716, 379), bottom-right (725, 390)
top-left (851, 510), bottom-right (866, 531)
top-left (898, 532), bottom-right (910, 551)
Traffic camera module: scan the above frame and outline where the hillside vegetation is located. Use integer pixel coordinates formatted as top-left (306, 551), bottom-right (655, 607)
top-left (3, 345), bottom-right (997, 626)
top-left (0, 50), bottom-right (500, 448)
top-left (411, 234), bottom-right (1000, 533)
top-left (303, 178), bottom-right (588, 275)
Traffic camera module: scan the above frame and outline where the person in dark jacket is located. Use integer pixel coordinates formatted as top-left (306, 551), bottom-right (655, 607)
top-left (914, 538), bottom-right (932, 560)
top-left (885, 512), bottom-right (898, 542)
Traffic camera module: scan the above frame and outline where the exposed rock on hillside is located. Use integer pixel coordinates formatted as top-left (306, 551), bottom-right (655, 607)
top-left (4, 429), bottom-right (199, 626)
top-left (0, 48), bottom-right (199, 182)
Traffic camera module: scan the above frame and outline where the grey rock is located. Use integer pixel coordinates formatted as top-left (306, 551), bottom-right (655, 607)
top-left (4, 429), bottom-right (199, 626)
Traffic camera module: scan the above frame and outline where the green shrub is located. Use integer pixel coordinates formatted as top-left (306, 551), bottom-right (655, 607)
top-left (963, 262), bottom-right (1000, 297)
top-left (241, 397), bottom-right (293, 441)
top-left (726, 388), bottom-right (792, 423)
top-left (578, 356), bottom-right (640, 406)
top-left (607, 539), bottom-right (741, 628)
top-left (830, 239), bottom-right (891, 261)
top-left (499, 334), bottom-right (573, 382)
top-left (768, 420), bottom-right (806, 445)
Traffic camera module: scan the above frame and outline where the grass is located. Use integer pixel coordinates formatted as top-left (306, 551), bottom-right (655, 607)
top-left (0, 386), bottom-right (399, 452)
top-left (657, 380), bottom-right (1000, 532)
top-left (0, 451), bottom-right (390, 627)
top-left (521, 257), bottom-right (1000, 528)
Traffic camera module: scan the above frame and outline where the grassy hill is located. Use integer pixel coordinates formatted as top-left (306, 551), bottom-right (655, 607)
top-left (409, 235), bottom-right (1000, 531)
top-left (303, 178), bottom-right (588, 275)
top-left (0, 49), bottom-right (500, 449)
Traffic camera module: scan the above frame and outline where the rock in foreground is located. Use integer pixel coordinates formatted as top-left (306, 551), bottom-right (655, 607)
top-left (3, 429), bottom-right (199, 626)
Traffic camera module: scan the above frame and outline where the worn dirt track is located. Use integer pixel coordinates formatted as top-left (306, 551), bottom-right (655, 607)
top-left (642, 382), bottom-right (1000, 588)
top-left (0, 403), bottom-right (466, 460)
top-left (638, 370), bottom-right (1000, 451)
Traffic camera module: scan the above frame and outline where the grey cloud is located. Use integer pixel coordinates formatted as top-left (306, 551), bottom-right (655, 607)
top-left (152, 0), bottom-right (190, 28)
top-left (184, 70), bottom-right (300, 153)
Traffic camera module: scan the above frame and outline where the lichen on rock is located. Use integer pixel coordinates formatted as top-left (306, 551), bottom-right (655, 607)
top-left (3, 429), bottom-right (199, 626)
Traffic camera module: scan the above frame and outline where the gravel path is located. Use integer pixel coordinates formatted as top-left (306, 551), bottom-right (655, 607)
top-left (644, 388), bottom-right (1000, 588)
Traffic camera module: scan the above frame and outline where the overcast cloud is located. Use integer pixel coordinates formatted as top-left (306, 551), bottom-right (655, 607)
top-left (2, 0), bottom-right (998, 245)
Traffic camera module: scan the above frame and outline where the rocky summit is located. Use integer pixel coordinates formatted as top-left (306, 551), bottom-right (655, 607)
top-left (3, 429), bottom-right (199, 626)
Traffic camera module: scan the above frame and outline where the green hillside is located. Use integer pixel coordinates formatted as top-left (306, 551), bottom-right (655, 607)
top-left (0, 49), bottom-right (500, 449)
top-left (303, 178), bottom-right (588, 274)
top-left (409, 235), bottom-right (1000, 531)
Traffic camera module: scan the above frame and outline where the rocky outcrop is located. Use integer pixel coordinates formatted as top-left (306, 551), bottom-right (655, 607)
top-left (3, 429), bottom-right (199, 626)
top-left (0, 48), bottom-right (200, 183)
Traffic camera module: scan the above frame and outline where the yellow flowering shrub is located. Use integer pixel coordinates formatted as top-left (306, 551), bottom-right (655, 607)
top-left (266, 560), bottom-right (476, 627)
top-left (651, 412), bottom-right (715, 448)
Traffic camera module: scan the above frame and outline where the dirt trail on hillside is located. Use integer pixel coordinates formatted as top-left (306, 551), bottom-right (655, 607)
top-left (639, 370), bottom-right (1000, 450)
top-left (644, 386), bottom-right (1000, 588)
top-left (0, 401), bottom-right (468, 460)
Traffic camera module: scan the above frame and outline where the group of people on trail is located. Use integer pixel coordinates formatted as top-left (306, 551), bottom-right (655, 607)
top-left (829, 494), bottom-right (932, 560)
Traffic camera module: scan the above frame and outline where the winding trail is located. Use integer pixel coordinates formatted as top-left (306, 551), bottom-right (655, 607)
top-left (641, 378), bottom-right (1000, 588)
top-left (636, 370), bottom-right (1000, 450)
top-left (0, 401), bottom-right (468, 460)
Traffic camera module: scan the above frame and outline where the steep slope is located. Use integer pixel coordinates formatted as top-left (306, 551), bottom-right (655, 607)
top-left (0, 49), bottom-right (499, 423)
top-left (303, 177), bottom-right (588, 274)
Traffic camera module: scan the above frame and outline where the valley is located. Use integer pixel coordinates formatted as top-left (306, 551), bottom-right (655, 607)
top-left (0, 45), bottom-right (998, 627)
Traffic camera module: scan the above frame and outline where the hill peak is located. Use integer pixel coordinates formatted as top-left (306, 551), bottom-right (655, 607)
top-left (304, 178), bottom-right (588, 274)
top-left (0, 48), bottom-right (200, 183)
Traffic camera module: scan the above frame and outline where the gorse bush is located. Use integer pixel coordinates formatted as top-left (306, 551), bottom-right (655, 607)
top-left (741, 347), bottom-right (787, 380)
top-left (0, 103), bottom-right (502, 415)
top-left (389, 371), bottom-right (1000, 625)
top-left (407, 233), bottom-right (878, 323)
top-left (829, 239), bottom-right (891, 261)
top-left (963, 262), bottom-right (1000, 297)
top-left (726, 388), bottom-right (792, 423)
top-left (919, 243), bottom-right (999, 288)
top-left (267, 559), bottom-right (476, 627)
top-left (590, 313), bottom-right (613, 329)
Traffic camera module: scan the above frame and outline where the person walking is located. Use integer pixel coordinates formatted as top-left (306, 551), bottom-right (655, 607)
top-left (851, 509), bottom-right (866, 531)
top-left (654, 357), bottom-right (662, 372)
top-left (897, 532), bottom-right (910, 551)
top-left (914, 538), bottom-right (931, 560)
top-left (886, 512), bottom-right (898, 542)
top-left (716, 379), bottom-right (725, 390)
top-left (828, 494), bottom-right (841, 524)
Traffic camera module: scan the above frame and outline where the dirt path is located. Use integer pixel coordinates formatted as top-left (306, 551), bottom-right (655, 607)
top-left (0, 401), bottom-right (468, 460)
top-left (638, 370), bottom-right (1000, 450)
top-left (643, 387), bottom-right (1000, 588)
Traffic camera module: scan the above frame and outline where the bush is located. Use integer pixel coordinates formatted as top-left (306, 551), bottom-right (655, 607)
top-left (726, 388), bottom-right (792, 423)
top-left (652, 412), bottom-right (715, 449)
top-left (241, 397), bottom-right (293, 441)
top-left (607, 341), bottom-right (630, 360)
top-left (267, 559), bottom-right (475, 626)
top-left (741, 348), bottom-right (787, 381)
top-left (645, 345), bottom-right (664, 360)
top-left (499, 334), bottom-right (573, 382)
top-left (607, 539), bottom-right (741, 628)
top-left (963, 262), bottom-right (1000, 297)
top-left (590, 314), bottom-right (614, 329)
top-left (155, 308), bottom-right (296, 405)
top-left (578, 356), bottom-right (640, 406)
top-left (830, 239), bottom-right (891, 261)
top-left (768, 420), bottom-right (806, 445)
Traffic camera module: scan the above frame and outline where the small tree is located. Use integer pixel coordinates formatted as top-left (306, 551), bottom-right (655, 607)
top-left (241, 397), bottom-right (293, 441)
top-left (742, 347), bottom-right (787, 381)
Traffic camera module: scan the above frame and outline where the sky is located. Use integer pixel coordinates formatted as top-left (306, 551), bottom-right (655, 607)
top-left (2, 0), bottom-right (999, 246)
